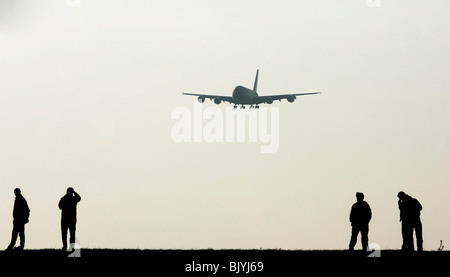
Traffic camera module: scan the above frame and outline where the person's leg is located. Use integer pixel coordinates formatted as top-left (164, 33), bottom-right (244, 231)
top-left (405, 221), bottom-right (414, 251)
top-left (349, 226), bottom-right (359, 250)
top-left (401, 221), bottom-right (408, 250)
top-left (361, 224), bottom-right (369, 251)
top-left (7, 224), bottom-right (19, 250)
top-left (61, 221), bottom-right (68, 250)
top-left (415, 219), bottom-right (423, 251)
top-left (18, 224), bottom-right (25, 249)
top-left (69, 223), bottom-right (76, 246)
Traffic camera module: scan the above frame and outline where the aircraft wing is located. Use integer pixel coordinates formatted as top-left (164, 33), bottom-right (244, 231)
top-left (182, 92), bottom-right (235, 104)
top-left (256, 92), bottom-right (321, 104)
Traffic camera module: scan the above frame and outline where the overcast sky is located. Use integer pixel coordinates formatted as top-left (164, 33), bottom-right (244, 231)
top-left (0, 0), bottom-right (449, 250)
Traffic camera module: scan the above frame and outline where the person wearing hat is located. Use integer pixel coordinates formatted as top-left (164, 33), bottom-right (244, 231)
top-left (349, 192), bottom-right (372, 251)
top-left (6, 188), bottom-right (30, 251)
top-left (397, 191), bottom-right (423, 251)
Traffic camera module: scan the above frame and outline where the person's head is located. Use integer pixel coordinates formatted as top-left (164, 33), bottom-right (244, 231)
top-left (67, 187), bottom-right (74, 195)
top-left (356, 192), bottom-right (364, 202)
top-left (397, 191), bottom-right (406, 200)
top-left (14, 188), bottom-right (21, 196)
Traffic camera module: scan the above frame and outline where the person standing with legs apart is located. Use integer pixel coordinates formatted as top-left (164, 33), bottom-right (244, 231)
top-left (349, 192), bottom-right (372, 251)
top-left (59, 187), bottom-right (81, 251)
top-left (6, 188), bottom-right (30, 251)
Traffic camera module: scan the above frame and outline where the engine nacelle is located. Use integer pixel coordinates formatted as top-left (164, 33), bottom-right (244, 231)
top-left (265, 97), bottom-right (273, 104)
top-left (197, 96), bottom-right (205, 103)
top-left (213, 98), bottom-right (222, 104)
top-left (287, 95), bottom-right (296, 103)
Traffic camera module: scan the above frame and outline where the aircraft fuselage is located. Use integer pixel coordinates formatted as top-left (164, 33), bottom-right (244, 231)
top-left (232, 86), bottom-right (258, 105)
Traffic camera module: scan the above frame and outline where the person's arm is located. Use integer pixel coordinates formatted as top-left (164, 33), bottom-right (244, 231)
top-left (58, 197), bottom-right (64, 210)
top-left (73, 190), bottom-right (81, 203)
top-left (349, 205), bottom-right (354, 223)
top-left (24, 198), bottom-right (30, 213)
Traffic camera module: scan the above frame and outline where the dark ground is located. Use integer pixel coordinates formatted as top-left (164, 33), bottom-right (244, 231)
top-left (0, 249), bottom-right (448, 274)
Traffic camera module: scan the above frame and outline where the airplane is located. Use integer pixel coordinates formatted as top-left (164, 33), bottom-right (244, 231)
top-left (182, 70), bottom-right (321, 109)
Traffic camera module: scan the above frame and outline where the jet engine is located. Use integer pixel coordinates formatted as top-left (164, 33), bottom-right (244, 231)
top-left (214, 98), bottom-right (222, 104)
top-left (287, 95), bottom-right (296, 103)
top-left (265, 97), bottom-right (273, 104)
top-left (198, 96), bottom-right (205, 103)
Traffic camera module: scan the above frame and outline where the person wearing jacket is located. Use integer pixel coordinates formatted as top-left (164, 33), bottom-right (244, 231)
top-left (6, 188), bottom-right (30, 251)
top-left (398, 191), bottom-right (423, 251)
top-left (349, 192), bottom-right (372, 251)
top-left (59, 187), bottom-right (81, 251)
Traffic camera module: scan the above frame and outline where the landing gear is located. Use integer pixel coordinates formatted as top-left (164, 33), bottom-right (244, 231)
top-left (233, 105), bottom-right (260, 109)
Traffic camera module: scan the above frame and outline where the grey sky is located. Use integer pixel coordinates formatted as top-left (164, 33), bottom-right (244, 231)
top-left (0, 1), bottom-right (449, 250)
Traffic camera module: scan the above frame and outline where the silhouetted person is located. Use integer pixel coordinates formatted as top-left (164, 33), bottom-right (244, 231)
top-left (398, 191), bottom-right (422, 251)
top-left (349, 192), bottom-right (372, 251)
top-left (6, 188), bottom-right (30, 251)
top-left (59, 187), bottom-right (81, 251)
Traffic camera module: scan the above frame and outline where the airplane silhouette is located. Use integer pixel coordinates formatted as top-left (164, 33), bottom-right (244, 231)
top-left (183, 70), bottom-right (320, 109)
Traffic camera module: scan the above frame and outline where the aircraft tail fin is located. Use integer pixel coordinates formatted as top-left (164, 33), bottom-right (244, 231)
top-left (253, 69), bottom-right (259, 92)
